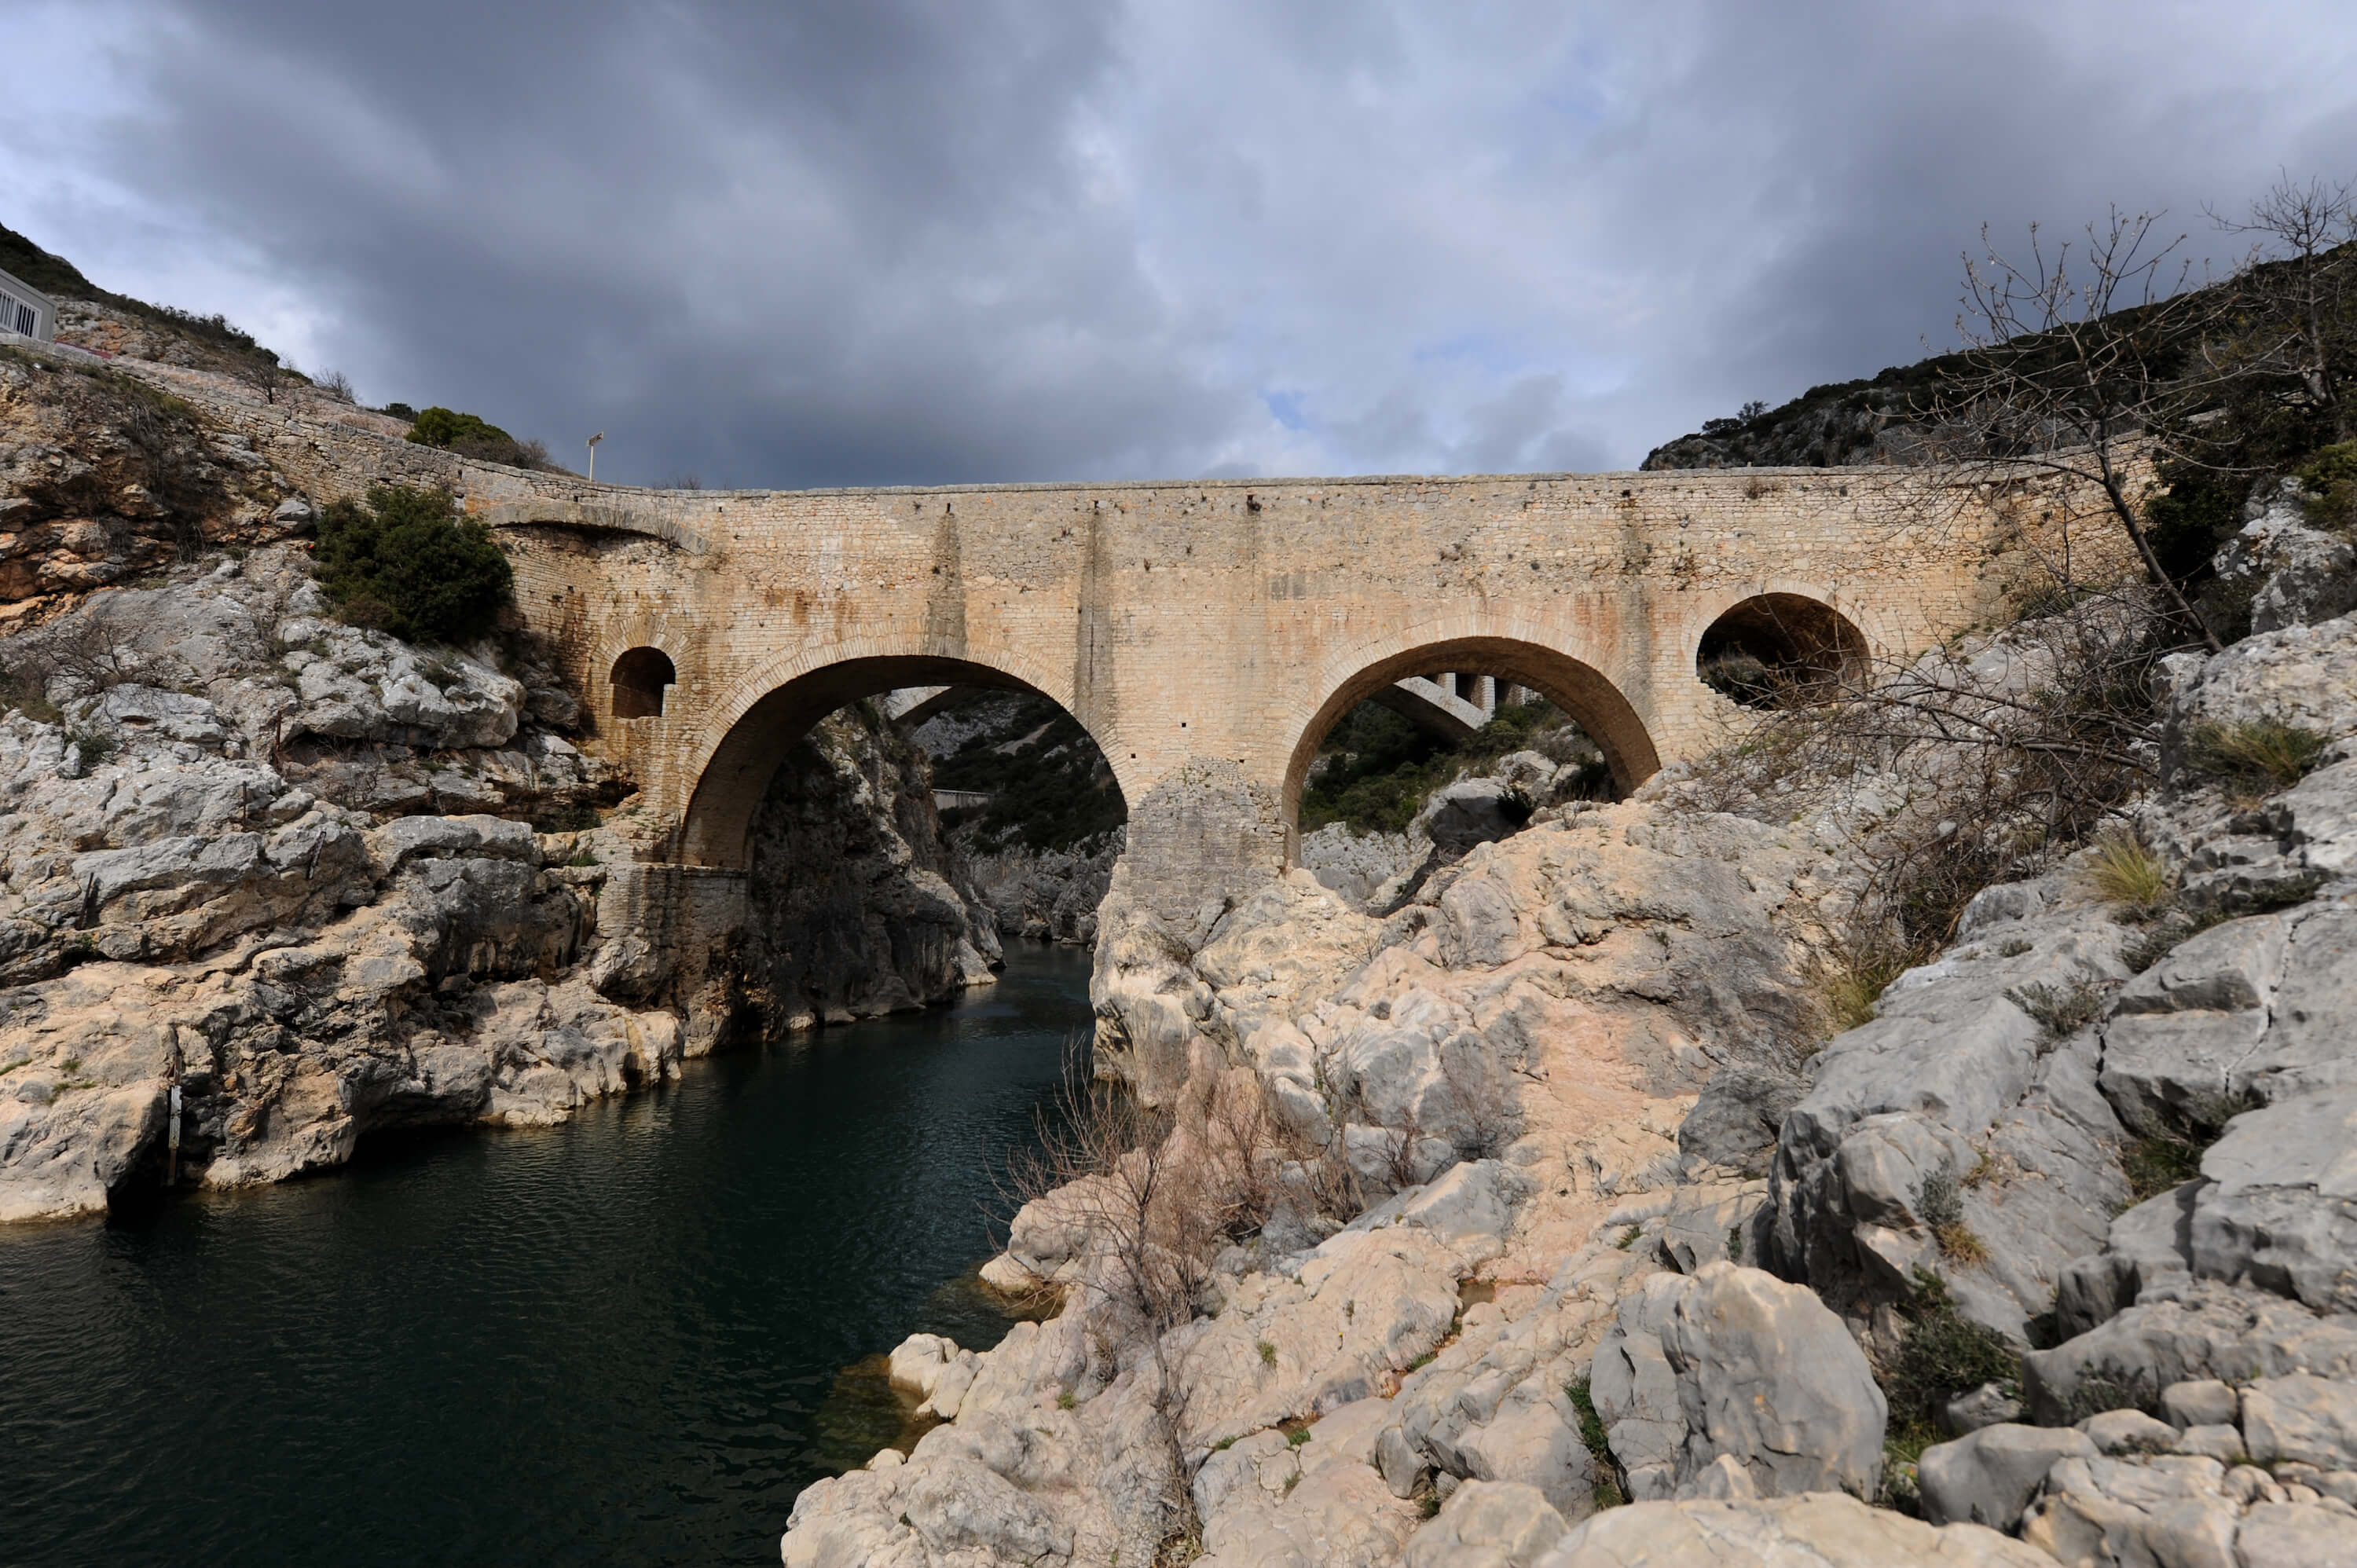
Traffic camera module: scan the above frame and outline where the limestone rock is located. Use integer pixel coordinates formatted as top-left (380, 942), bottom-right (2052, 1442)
top-left (1677, 1066), bottom-right (1802, 1178)
top-left (2213, 484), bottom-right (2357, 635)
top-left (2101, 907), bottom-right (2357, 1140)
top-left (733, 704), bottom-right (1001, 1031)
top-left (1767, 872), bottom-right (2136, 1330)
top-left (2165, 610), bottom-right (2357, 779)
top-left (2242, 1374), bottom-right (2357, 1470)
top-left (2023, 1280), bottom-right (2357, 1425)
top-left (1534, 1491), bottom-right (2055, 1567)
top-left (2190, 1086), bottom-right (2357, 1313)
top-left (1299, 822), bottom-right (1419, 908)
top-left (277, 615), bottom-right (525, 749)
top-left (1921, 1423), bottom-right (2098, 1531)
top-left (1592, 1262), bottom-right (1886, 1503)
top-left (1402, 1479), bottom-right (1570, 1568)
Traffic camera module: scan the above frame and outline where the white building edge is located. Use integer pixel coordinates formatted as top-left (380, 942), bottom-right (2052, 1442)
top-left (0, 264), bottom-right (58, 342)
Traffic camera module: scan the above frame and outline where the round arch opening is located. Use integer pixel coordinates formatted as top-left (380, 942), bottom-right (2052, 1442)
top-left (610, 647), bottom-right (678, 719)
top-left (1281, 636), bottom-right (1662, 834)
top-left (679, 654), bottom-right (1124, 869)
top-left (1695, 593), bottom-right (1868, 709)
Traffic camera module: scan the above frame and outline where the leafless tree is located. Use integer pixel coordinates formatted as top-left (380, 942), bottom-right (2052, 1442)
top-left (2209, 174), bottom-right (2357, 443)
top-left (231, 352), bottom-right (291, 406)
top-left (1917, 211), bottom-right (2239, 649)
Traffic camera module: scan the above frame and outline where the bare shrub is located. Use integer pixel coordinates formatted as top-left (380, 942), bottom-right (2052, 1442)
top-left (1689, 592), bottom-right (2165, 969)
top-left (1003, 1039), bottom-right (1283, 1551)
top-left (229, 352), bottom-right (291, 406)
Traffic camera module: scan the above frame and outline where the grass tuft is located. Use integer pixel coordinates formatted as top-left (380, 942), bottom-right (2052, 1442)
top-left (1565, 1378), bottom-right (1629, 1509)
top-left (2087, 832), bottom-right (2174, 917)
top-left (2187, 718), bottom-right (2329, 793)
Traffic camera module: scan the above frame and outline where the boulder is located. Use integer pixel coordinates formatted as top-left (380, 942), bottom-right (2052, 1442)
top-left (1919, 1423), bottom-right (2098, 1530)
top-left (1534, 1490), bottom-right (2055, 1566)
top-left (2189, 1085), bottom-right (2357, 1313)
top-left (2242, 1374), bottom-right (2357, 1470)
top-left (2078, 1408), bottom-right (2180, 1456)
top-left (1592, 1263), bottom-right (1884, 1503)
top-left (1402, 1479), bottom-right (1570, 1568)
top-left (1677, 1066), bottom-right (1802, 1177)
top-left (2162, 1379), bottom-right (2240, 1431)
top-left (2020, 1453), bottom-right (2244, 1568)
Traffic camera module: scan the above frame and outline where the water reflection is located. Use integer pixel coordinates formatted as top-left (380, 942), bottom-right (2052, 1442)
top-left (0, 942), bottom-right (1091, 1567)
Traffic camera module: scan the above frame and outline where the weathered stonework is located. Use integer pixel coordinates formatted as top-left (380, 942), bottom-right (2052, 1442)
top-left (80, 348), bottom-right (2078, 921)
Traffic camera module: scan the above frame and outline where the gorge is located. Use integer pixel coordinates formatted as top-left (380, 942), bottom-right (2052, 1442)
top-left (6, 272), bottom-right (2357, 1568)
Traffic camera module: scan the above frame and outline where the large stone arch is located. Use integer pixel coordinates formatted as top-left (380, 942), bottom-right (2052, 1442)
top-left (674, 644), bottom-right (1124, 869)
top-left (1277, 626), bottom-right (1662, 836)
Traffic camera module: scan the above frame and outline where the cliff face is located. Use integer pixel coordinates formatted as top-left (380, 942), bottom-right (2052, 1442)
top-left (736, 703), bottom-right (1001, 1031)
top-left (0, 321), bottom-right (1004, 1216)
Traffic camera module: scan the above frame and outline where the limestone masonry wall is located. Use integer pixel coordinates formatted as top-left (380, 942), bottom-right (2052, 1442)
top-left (96, 351), bottom-right (2085, 912)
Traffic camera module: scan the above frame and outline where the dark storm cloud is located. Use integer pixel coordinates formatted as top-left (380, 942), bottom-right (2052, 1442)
top-left (5, 0), bottom-right (2354, 484)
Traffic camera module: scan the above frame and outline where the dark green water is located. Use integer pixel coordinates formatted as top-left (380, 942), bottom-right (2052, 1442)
top-left (0, 942), bottom-right (1091, 1567)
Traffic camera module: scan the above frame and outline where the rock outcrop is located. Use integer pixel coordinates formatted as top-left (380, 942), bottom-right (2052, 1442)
top-left (735, 702), bottom-right (1000, 1030)
top-left (0, 544), bottom-right (998, 1218)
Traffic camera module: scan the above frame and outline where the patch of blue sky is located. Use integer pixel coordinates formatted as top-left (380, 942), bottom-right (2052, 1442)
top-left (1261, 389), bottom-right (1310, 432)
top-left (1410, 332), bottom-right (1629, 400)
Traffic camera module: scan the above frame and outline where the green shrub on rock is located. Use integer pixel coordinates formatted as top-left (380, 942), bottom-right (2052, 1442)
top-left (403, 406), bottom-right (556, 470)
top-left (1882, 1269), bottom-right (2020, 1444)
top-left (313, 483), bottom-right (512, 645)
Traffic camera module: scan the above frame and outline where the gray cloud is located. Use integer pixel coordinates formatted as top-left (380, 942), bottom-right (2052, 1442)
top-left (2, 0), bottom-right (2352, 485)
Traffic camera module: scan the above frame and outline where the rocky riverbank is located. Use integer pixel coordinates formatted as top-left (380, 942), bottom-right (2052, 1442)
top-left (783, 558), bottom-right (2357, 1563)
top-left (0, 551), bottom-right (999, 1219)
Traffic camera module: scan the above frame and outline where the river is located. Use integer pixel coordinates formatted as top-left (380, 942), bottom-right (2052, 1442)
top-left (0, 941), bottom-right (1093, 1566)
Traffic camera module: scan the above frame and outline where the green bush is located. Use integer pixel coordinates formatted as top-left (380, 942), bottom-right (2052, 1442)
top-left (1882, 1269), bottom-right (2019, 1440)
top-left (313, 483), bottom-right (512, 645)
top-left (405, 406), bottom-right (513, 449)
top-left (2297, 441), bottom-right (2357, 532)
top-left (404, 406), bottom-right (554, 470)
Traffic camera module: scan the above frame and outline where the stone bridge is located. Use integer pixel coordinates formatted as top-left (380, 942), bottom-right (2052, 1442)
top-left (479, 468), bottom-right (2033, 929)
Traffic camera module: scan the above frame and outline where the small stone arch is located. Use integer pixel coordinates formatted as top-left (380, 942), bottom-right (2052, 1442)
top-left (1280, 633), bottom-right (1661, 832)
top-left (610, 647), bottom-right (678, 719)
top-left (676, 653), bottom-right (1122, 869)
top-left (1695, 592), bottom-right (1868, 707)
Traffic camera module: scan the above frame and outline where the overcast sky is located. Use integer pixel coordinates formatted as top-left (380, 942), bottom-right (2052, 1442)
top-left (4, 2), bottom-right (2353, 488)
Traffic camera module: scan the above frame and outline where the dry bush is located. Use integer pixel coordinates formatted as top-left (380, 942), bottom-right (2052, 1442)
top-left (1686, 588), bottom-right (2171, 975)
top-left (1003, 1039), bottom-right (1288, 1550)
